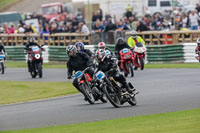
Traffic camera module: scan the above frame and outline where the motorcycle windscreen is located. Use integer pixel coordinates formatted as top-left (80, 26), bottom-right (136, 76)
top-left (32, 46), bottom-right (40, 52)
top-left (121, 48), bottom-right (129, 53)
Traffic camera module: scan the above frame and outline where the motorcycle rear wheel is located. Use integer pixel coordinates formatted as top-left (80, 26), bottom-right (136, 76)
top-left (79, 83), bottom-right (95, 104)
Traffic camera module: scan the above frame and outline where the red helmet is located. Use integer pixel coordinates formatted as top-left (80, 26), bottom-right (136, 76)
top-left (98, 42), bottom-right (106, 49)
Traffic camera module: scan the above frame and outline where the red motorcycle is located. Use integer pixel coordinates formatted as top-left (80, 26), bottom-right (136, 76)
top-left (133, 43), bottom-right (146, 70)
top-left (120, 48), bottom-right (134, 77)
top-left (195, 51), bottom-right (200, 62)
top-left (28, 45), bottom-right (44, 78)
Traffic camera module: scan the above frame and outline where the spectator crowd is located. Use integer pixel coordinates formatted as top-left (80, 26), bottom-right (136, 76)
top-left (0, 3), bottom-right (200, 36)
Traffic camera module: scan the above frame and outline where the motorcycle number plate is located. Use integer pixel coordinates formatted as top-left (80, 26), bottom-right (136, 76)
top-left (96, 71), bottom-right (105, 80)
top-left (74, 71), bottom-right (82, 78)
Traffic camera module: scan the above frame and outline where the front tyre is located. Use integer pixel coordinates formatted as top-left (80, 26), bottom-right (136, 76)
top-left (79, 83), bottom-right (95, 104)
top-left (1, 62), bottom-right (4, 74)
top-left (103, 85), bottom-right (121, 108)
top-left (38, 63), bottom-right (42, 78)
top-left (127, 63), bottom-right (134, 77)
top-left (139, 57), bottom-right (144, 70)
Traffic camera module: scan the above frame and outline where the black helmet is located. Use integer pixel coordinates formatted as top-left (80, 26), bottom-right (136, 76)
top-left (29, 37), bottom-right (35, 43)
top-left (66, 45), bottom-right (77, 57)
top-left (116, 37), bottom-right (125, 45)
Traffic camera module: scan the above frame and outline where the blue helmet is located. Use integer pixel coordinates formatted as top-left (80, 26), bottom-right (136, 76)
top-left (75, 42), bottom-right (84, 52)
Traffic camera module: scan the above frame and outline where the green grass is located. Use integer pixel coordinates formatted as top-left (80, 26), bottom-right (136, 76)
top-left (2, 108), bottom-right (200, 133)
top-left (0, 81), bottom-right (77, 105)
top-left (145, 63), bottom-right (200, 68)
top-left (6, 61), bottom-right (66, 69)
top-left (5, 61), bottom-right (200, 68)
top-left (0, 0), bottom-right (18, 9)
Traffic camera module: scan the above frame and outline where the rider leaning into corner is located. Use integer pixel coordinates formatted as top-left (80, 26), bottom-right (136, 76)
top-left (25, 37), bottom-right (41, 72)
top-left (0, 40), bottom-right (6, 63)
top-left (96, 42), bottom-right (113, 55)
top-left (127, 30), bottom-right (145, 69)
top-left (75, 42), bottom-right (94, 59)
top-left (66, 45), bottom-right (94, 99)
top-left (195, 38), bottom-right (200, 54)
top-left (195, 38), bottom-right (200, 61)
top-left (96, 49), bottom-right (134, 94)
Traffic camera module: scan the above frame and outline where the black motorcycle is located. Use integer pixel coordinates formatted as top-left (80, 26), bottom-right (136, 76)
top-left (95, 70), bottom-right (138, 108)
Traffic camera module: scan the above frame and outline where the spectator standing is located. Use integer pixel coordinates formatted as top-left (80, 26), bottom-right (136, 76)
top-left (9, 24), bottom-right (15, 34)
top-left (3, 24), bottom-right (10, 34)
top-left (189, 10), bottom-right (200, 30)
top-left (92, 19), bottom-right (104, 33)
top-left (104, 18), bottom-right (117, 32)
top-left (196, 4), bottom-right (200, 14)
top-left (136, 21), bottom-right (149, 32)
top-left (79, 21), bottom-right (90, 34)
top-left (116, 20), bottom-right (128, 32)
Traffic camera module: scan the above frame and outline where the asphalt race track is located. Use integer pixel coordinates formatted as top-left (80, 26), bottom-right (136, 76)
top-left (0, 68), bottom-right (200, 130)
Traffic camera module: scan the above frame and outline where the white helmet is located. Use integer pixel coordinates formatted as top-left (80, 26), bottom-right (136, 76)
top-left (98, 42), bottom-right (106, 49)
top-left (131, 30), bottom-right (137, 38)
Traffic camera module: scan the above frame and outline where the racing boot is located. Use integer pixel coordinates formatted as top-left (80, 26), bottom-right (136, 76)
top-left (122, 82), bottom-right (134, 94)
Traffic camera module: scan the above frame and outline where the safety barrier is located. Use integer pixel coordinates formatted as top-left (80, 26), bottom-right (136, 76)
top-left (146, 44), bottom-right (184, 63)
top-left (5, 46), bottom-right (25, 61)
top-left (4, 44), bottom-right (198, 63)
top-left (183, 43), bottom-right (198, 63)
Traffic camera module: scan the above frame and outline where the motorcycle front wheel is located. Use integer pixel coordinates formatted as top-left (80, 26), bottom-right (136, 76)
top-left (103, 85), bottom-right (121, 108)
top-left (139, 58), bottom-right (144, 70)
top-left (127, 63), bottom-right (134, 77)
top-left (38, 63), bottom-right (42, 78)
top-left (79, 83), bottom-right (95, 104)
top-left (0, 62), bottom-right (4, 74)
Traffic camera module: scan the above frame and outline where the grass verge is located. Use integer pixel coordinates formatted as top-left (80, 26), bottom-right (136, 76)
top-left (5, 61), bottom-right (200, 69)
top-left (5, 61), bottom-right (66, 69)
top-left (0, 81), bottom-right (77, 105)
top-left (145, 63), bottom-right (200, 68)
top-left (2, 108), bottom-right (200, 133)
top-left (0, 0), bottom-right (18, 10)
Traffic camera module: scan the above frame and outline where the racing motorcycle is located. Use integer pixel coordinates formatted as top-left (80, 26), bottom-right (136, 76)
top-left (133, 42), bottom-right (146, 70)
top-left (0, 52), bottom-right (5, 74)
top-left (120, 48), bottom-right (134, 77)
top-left (95, 70), bottom-right (138, 108)
top-left (27, 45), bottom-right (44, 78)
top-left (195, 51), bottom-right (200, 63)
top-left (74, 67), bottom-right (107, 104)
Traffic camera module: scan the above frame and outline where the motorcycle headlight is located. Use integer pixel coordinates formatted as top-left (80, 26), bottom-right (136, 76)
top-left (35, 54), bottom-right (40, 59)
